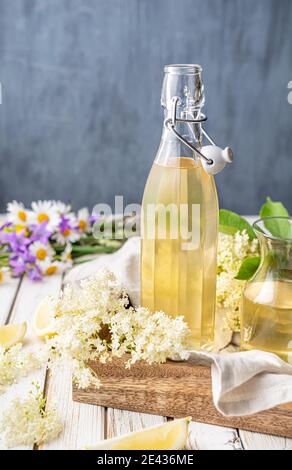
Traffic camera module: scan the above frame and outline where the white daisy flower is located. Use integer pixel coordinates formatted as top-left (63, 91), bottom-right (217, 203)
top-left (54, 231), bottom-right (80, 245)
top-left (7, 201), bottom-right (30, 226)
top-left (53, 201), bottom-right (72, 216)
top-left (77, 208), bottom-right (90, 233)
top-left (53, 213), bottom-right (81, 245)
top-left (30, 241), bottom-right (55, 261)
top-left (60, 244), bottom-right (73, 269)
top-left (30, 201), bottom-right (60, 231)
top-left (38, 259), bottom-right (65, 276)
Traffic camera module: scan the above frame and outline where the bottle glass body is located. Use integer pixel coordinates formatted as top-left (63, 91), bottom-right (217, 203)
top-left (141, 65), bottom-right (218, 350)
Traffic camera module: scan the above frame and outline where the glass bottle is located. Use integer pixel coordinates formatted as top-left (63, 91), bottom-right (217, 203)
top-left (241, 217), bottom-right (292, 363)
top-left (141, 64), bottom-right (218, 350)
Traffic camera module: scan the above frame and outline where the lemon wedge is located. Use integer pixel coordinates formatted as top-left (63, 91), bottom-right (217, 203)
top-left (86, 417), bottom-right (191, 450)
top-left (33, 297), bottom-right (56, 339)
top-left (0, 322), bottom-right (27, 349)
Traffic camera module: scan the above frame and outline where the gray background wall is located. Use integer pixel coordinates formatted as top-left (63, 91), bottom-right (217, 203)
top-left (0, 0), bottom-right (291, 214)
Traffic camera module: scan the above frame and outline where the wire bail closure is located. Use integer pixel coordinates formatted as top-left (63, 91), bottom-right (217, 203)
top-left (164, 96), bottom-right (217, 165)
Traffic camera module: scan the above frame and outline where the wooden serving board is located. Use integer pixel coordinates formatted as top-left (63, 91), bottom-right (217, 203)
top-left (73, 356), bottom-right (292, 438)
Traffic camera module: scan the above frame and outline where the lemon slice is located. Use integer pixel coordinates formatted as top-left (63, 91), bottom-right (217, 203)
top-left (86, 417), bottom-right (191, 450)
top-left (33, 297), bottom-right (56, 339)
top-left (0, 322), bottom-right (27, 349)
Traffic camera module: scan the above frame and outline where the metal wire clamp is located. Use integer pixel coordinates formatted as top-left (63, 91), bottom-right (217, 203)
top-left (164, 96), bottom-right (219, 165)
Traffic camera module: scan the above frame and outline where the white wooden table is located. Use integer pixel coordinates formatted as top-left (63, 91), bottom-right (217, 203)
top-left (1, 273), bottom-right (292, 450)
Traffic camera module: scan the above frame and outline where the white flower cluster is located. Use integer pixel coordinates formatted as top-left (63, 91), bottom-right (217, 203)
top-left (0, 383), bottom-right (62, 448)
top-left (216, 230), bottom-right (258, 332)
top-left (0, 269), bottom-right (191, 449)
top-left (0, 344), bottom-right (44, 392)
top-left (45, 270), bottom-right (192, 389)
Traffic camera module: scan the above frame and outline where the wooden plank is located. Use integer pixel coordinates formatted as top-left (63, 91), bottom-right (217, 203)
top-left (40, 367), bottom-right (105, 450)
top-left (96, 406), bottom-right (243, 451)
top-left (188, 422), bottom-right (243, 450)
top-left (107, 408), bottom-right (166, 440)
top-left (0, 274), bottom-right (63, 450)
top-left (102, 406), bottom-right (243, 451)
top-left (239, 430), bottom-right (292, 450)
top-left (73, 356), bottom-right (292, 439)
top-left (0, 276), bottom-right (21, 325)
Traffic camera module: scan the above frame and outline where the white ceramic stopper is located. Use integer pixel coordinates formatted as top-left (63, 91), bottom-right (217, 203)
top-left (200, 145), bottom-right (234, 175)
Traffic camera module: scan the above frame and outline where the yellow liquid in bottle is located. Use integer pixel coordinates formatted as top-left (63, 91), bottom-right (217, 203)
top-left (141, 157), bottom-right (218, 349)
top-left (242, 280), bottom-right (292, 362)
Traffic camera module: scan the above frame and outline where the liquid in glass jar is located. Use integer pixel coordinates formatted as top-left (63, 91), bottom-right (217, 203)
top-left (242, 280), bottom-right (292, 362)
top-left (241, 216), bottom-right (292, 363)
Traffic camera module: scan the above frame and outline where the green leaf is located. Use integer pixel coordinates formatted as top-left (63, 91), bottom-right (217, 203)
top-left (219, 209), bottom-right (256, 240)
top-left (259, 197), bottom-right (291, 239)
top-left (234, 256), bottom-right (261, 280)
top-left (260, 196), bottom-right (289, 218)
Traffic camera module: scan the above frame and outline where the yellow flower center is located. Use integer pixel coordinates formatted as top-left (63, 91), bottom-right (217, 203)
top-left (15, 224), bottom-right (27, 234)
top-left (0, 271), bottom-right (4, 283)
top-left (63, 228), bottom-right (70, 237)
top-left (46, 266), bottom-right (57, 275)
top-left (78, 220), bottom-right (87, 231)
top-left (36, 248), bottom-right (47, 260)
top-left (38, 213), bottom-right (49, 223)
top-left (18, 210), bottom-right (27, 222)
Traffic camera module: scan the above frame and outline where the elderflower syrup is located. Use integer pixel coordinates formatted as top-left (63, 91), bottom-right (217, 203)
top-left (141, 65), bottom-right (219, 350)
top-left (242, 281), bottom-right (292, 361)
top-left (241, 217), bottom-right (292, 363)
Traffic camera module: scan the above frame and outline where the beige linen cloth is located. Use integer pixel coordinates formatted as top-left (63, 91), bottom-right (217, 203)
top-left (65, 237), bottom-right (292, 417)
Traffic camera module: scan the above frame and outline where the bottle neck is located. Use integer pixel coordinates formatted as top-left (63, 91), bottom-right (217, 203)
top-left (155, 109), bottom-right (203, 164)
top-left (157, 65), bottom-right (205, 164)
top-left (162, 107), bottom-right (203, 143)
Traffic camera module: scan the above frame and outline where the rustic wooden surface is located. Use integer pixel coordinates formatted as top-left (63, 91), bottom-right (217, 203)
top-left (73, 356), bottom-right (292, 439)
top-left (1, 272), bottom-right (292, 449)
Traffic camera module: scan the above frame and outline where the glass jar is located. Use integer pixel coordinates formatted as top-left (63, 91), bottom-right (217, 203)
top-left (241, 217), bottom-right (292, 363)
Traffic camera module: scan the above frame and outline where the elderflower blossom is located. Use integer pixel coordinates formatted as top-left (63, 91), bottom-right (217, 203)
top-left (0, 344), bottom-right (45, 392)
top-left (45, 270), bottom-right (192, 389)
top-left (0, 271), bottom-right (191, 394)
top-left (216, 230), bottom-right (258, 332)
top-left (110, 307), bottom-right (191, 366)
top-left (0, 383), bottom-right (62, 448)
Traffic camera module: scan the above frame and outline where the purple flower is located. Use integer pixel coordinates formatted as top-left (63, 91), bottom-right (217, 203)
top-left (1, 230), bottom-right (30, 254)
top-left (59, 214), bottom-right (76, 233)
top-left (9, 256), bottom-right (27, 276)
top-left (0, 219), bottom-right (51, 280)
top-left (30, 221), bottom-right (52, 244)
top-left (9, 250), bottom-right (42, 279)
top-left (8, 235), bottom-right (39, 278)
top-left (89, 213), bottom-right (99, 224)
top-left (27, 264), bottom-right (42, 281)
